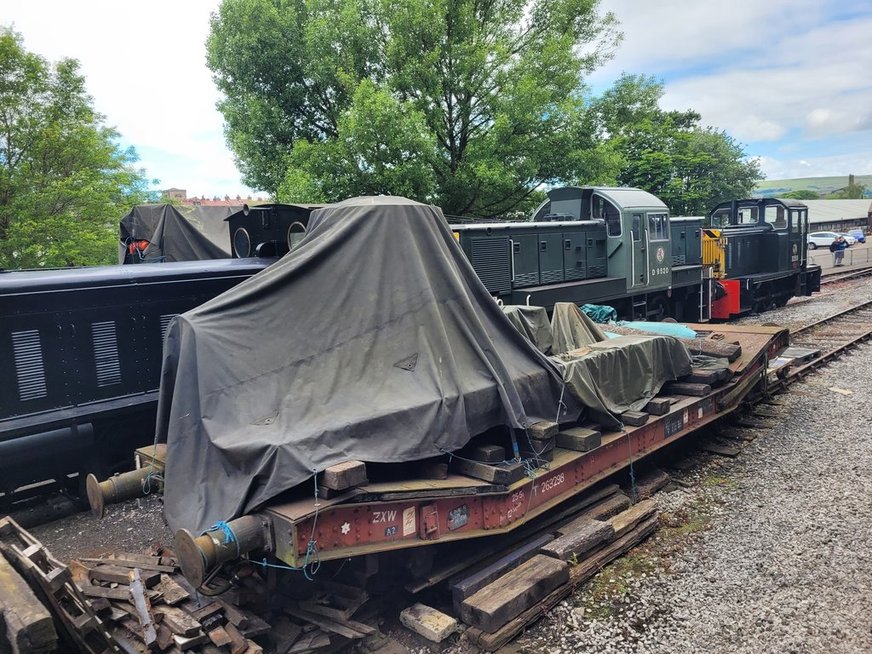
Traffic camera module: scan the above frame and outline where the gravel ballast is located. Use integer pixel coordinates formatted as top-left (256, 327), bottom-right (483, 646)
top-left (510, 351), bottom-right (872, 653)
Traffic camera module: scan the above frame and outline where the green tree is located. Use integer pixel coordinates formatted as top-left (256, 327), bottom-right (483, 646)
top-left (208, 0), bottom-right (619, 217)
top-left (781, 190), bottom-right (820, 200)
top-left (587, 74), bottom-right (761, 215)
top-left (0, 27), bottom-right (151, 269)
top-left (830, 181), bottom-right (866, 199)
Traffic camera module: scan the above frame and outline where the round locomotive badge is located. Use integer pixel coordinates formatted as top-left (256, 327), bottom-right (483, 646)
top-left (656, 246), bottom-right (665, 263)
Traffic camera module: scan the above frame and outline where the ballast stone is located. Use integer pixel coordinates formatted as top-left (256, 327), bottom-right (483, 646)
top-left (399, 603), bottom-right (459, 642)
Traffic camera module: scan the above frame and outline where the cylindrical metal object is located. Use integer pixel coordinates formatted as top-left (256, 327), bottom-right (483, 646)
top-left (85, 467), bottom-right (156, 518)
top-left (174, 515), bottom-right (270, 588)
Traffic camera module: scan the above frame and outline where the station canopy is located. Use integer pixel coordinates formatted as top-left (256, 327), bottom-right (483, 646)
top-left (119, 204), bottom-right (239, 262)
top-left (157, 196), bottom-right (574, 533)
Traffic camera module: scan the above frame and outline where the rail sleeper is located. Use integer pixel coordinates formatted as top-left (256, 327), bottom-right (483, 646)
top-left (459, 554), bottom-right (569, 633)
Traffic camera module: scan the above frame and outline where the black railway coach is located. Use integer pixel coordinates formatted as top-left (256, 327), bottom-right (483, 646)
top-left (0, 258), bottom-right (271, 499)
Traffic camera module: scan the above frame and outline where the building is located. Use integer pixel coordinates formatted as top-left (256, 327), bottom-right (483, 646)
top-left (162, 187), bottom-right (187, 202)
top-left (804, 199), bottom-right (872, 233)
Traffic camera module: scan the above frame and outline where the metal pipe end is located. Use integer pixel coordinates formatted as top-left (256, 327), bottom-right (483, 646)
top-left (85, 473), bottom-right (105, 519)
top-left (174, 528), bottom-right (207, 589)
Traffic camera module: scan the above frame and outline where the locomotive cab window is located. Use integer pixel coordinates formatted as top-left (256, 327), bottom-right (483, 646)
top-left (710, 208), bottom-right (730, 228)
top-left (287, 221), bottom-right (306, 250)
top-left (592, 194), bottom-right (621, 237)
top-left (765, 205), bottom-right (787, 228)
top-left (648, 213), bottom-right (668, 241)
top-left (631, 214), bottom-right (641, 241)
top-left (738, 207), bottom-right (758, 225)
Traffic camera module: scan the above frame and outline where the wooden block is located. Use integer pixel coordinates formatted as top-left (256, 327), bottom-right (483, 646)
top-left (207, 625), bottom-right (233, 648)
top-left (155, 606), bottom-right (202, 637)
top-left (527, 421), bottom-right (558, 441)
top-left (173, 632), bottom-right (208, 651)
top-left (557, 493), bottom-right (631, 535)
top-left (89, 596), bottom-right (112, 615)
top-left (643, 398), bottom-right (670, 415)
top-left (82, 585), bottom-right (140, 601)
top-left (660, 381), bottom-right (711, 397)
top-left (540, 519), bottom-right (614, 561)
top-left (555, 427), bottom-right (602, 452)
top-left (214, 598), bottom-right (249, 629)
top-left (683, 367), bottom-right (730, 385)
top-left (189, 601), bottom-right (222, 623)
top-left (607, 499), bottom-right (657, 538)
top-left (451, 533), bottom-right (554, 612)
top-left (284, 606), bottom-right (374, 639)
top-left (451, 458), bottom-right (525, 485)
top-left (620, 411), bottom-right (649, 427)
top-left (224, 622), bottom-right (250, 654)
top-left (156, 623), bottom-right (175, 650)
top-left (153, 574), bottom-right (189, 605)
top-left (81, 558), bottom-right (176, 573)
top-left (399, 603), bottom-right (458, 642)
top-left (460, 555), bottom-right (569, 633)
top-left (91, 564), bottom-right (160, 588)
top-left (419, 462), bottom-right (449, 480)
top-left (468, 444), bottom-right (506, 464)
top-left (288, 631), bottom-right (330, 653)
top-left (128, 568), bottom-right (158, 651)
top-left (700, 441), bottom-right (741, 457)
top-left (632, 469), bottom-right (670, 500)
top-left (0, 551), bottom-right (58, 653)
top-left (519, 448), bottom-right (553, 463)
top-left (322, 461), bottom-right (368, 491)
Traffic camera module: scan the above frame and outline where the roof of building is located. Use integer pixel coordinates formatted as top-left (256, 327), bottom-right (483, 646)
top-left (803, 199), bottom-right (872, 224)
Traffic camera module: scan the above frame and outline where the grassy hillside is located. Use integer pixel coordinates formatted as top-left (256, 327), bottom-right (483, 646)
top-left (755, 174), bottom-right (872, 198)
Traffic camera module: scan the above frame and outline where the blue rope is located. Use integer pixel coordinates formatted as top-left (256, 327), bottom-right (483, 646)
top-left (206, 520), bottom-right (241, 557)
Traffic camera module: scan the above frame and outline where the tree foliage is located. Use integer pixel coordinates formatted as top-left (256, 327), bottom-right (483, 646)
top-left (830, 181), bottom-right (867, 199)
top-left (208, 0), bottom-right (619, 216)
top-left (781, 190), bottom-right (820, 200)
top-left (586, 74), bottom-right (761, 215)
top-left (0, 27), bottom-right (151, 269)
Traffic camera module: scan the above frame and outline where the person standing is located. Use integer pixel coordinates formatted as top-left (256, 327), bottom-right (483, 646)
top-left (833, 235), bottom-right (848, 266)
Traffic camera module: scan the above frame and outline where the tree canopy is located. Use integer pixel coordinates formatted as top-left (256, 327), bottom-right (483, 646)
top-left (208, 0), bottom-right (619, 217)
top-left (0, 27), bottom-right (151, 269)
top-left (586, 74), bottom-right (761, 215)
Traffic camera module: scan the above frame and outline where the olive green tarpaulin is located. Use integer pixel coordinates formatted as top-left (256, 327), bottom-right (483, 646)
top-left (157, 196), bottom-right (576, 533)
top-left (549, 303), bottom-right (693, 429)
top-left (119, 204), bottom-right (239, 262)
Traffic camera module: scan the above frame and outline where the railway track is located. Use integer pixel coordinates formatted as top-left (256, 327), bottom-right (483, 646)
top-left (775, 298), bottom-right (872, 384)
top-left (819, 264), bottom-right (872, 285)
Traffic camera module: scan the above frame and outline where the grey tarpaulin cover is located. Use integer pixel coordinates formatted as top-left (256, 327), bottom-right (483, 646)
top-left (156, 196), bottom-right (573, 533)
top-left (502, 306), bottom-right (553, 354)
top-left (119, 204), bottom-right (239, 262)
top-left (548, 303), bottom-right (693, 429)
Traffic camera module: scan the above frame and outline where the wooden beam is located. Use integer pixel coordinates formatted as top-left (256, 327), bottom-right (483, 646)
top-left (0, 551), bottom-right (58, 654)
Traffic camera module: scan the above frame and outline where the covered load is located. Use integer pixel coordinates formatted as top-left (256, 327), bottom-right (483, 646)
top-left (119, 204), bottom-right (238, 262)
top-left (157, 196), bottom-right (573, 533)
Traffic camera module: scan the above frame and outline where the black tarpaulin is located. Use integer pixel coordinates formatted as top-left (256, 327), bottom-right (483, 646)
top-left (119, 204), bottom-right (239, 262)
top-left (156, 196), bottom-right (573, 533)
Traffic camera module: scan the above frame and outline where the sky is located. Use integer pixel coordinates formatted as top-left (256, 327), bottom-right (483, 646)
top-left (2, 0), bottom-right (871, 197)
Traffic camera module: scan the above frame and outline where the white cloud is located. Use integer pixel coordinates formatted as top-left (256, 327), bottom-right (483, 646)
top-left (3, 0), bottom-right (253, 197)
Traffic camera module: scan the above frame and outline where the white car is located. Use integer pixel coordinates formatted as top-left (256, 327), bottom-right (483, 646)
top-left (807, 231), bottom-right (855, 249)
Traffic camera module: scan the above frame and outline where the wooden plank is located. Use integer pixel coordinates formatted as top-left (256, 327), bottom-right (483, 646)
top-left (467, 515), bottom-right (659, 650)
top-left (189, 601), bottom-right (222, 623)
top-left (0, 550), bottom-right (58, 654)
top-left (153, 574), bottom-right (189, 605)
top-left (527, 421), bottom-right (558, 441)
top-left (156, 623), bottom-right (175, 651)
top-left (214, 598), bottom-right (250, 629)
top-left (284, 606), bottom-right (374, 639)
top-left (128, 568), bottom-right (159, 651)
top-left (459, 555), bottom-right (569, 633)
top-left (81, 585), bottom-right (139, 601)
top-left (173, 632), bottom-right (208, 651)
top-left (643, 398), bottom-right (670, 415)
top-left (620, 411), bottom-right (649, 427)
top-left (288, 631), bottom-right (330, 653)
top-left (154, 606), bottom-right (201, 637)
top-left (450, 459), bottom-right (525, 485)
top-left (682, 367), bottom-right (729, 385)
top-left (540, 519), bottom-right (614, 561)
top-left (321, 461), bottom-right (368, 491)
top-left (451, 533), bottom-right (555, 612)
top-left (224, 622), bottom-right (250, 654)
top-left (90, 564), bottom-right (160, 588)
top-left (556, 493), bottom-right (631, 534)
top-left (207, 625), bottom-right (232, 648)
top-left (660, 381), bottom-right (712, 397)
top-left (700, 441), bottom-right (741, 457)
top-left (632, 469), bottom-right (670, 500)
top-left (81, 558), bottom-right (176, 574)
top-left (607, 499), bottom-right (657, 538)
top-left (555, 427), bottom-right (601, 452)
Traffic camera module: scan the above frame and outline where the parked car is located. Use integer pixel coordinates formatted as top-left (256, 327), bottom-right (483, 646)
top-left (847, 229), bottom-right (866, 243)
top-left (808, 231), bottom-right (856, 249)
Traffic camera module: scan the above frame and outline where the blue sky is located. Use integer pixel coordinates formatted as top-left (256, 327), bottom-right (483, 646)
top-left (3, 0), bottom-right (871, 197)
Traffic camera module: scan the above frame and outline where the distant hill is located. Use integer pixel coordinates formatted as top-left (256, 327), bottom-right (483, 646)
top-left (754, 174), bottom-right (872, 198)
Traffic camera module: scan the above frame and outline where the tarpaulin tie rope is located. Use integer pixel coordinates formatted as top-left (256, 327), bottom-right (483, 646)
top-left (206, 521), bottom-right (240, 558)
top-left (625, 428), bottom-right (638, 502)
